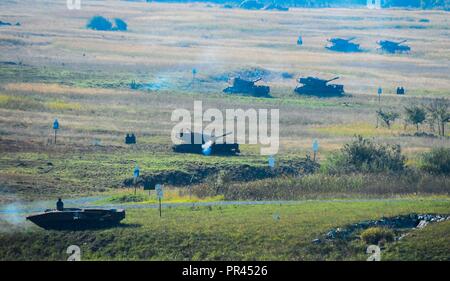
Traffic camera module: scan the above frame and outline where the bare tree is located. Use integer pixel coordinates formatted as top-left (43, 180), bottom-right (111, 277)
top-left (426, 99), bottom-right (449, 136)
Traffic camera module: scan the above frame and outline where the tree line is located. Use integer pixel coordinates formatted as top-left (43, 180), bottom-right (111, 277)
top-left (377, 99), bottom-right (449, 137)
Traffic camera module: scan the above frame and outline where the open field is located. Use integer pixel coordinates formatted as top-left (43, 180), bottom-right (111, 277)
top-left (0, 1), bottom-right (448, 200)
top-left (1, 198), bottom-right (449, 260)
top-left (0, 1), bottom-right (449, 261)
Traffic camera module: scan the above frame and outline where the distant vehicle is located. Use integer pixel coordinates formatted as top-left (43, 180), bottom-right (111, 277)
top-left (294, 76), bottom-right (345, 97)
top-left (396, 87), bottom-right (406, 95)
top-left (263, 3), bottom-right (289, 11)
top-left (377, 40), bottom-right (411, 54)
top-left (239, 0), bottom-right (264, 10)
top-left (326, 37), bottom-right (362, 53)
top-left (27, 208), bottom-right (125, 230)
top-left (125, 133), bottom-right (136, 144)
top-left (223, 77), bottom-right (271, 98)
top-left (172, 131), bottom-right (240, 156)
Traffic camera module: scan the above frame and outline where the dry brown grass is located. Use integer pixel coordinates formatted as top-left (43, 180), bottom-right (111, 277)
top-left (0, 1), bottom-right (449, 94)
top-left (0, 1), bottom-right (448, 201)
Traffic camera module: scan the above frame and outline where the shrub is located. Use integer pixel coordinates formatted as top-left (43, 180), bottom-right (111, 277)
top-left (405, 105), bottom-right (427, 131)
top-left (326, 136), bottom-right (406, 173)
top-left (87, 16), bottom-right (112, 31)
top-left (113, 18), bottom-right (128, 31)
top-left (420, 147), bottom-right (450, 175)
top-left (361, 227), bottom-right (394, 245)
top-left (107, 194), bottom-right (148, 203)
top-left (377, 109), bottom-right (399, 129)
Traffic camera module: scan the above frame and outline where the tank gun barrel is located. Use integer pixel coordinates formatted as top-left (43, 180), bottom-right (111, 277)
top-left (252, 77), bottom-right (262, 83)
top-left (397, 40), bottom-right (408, 45)
top-left (211, 132), bottom-right (232, 142)
top-left (326, 77), bottom-right (340, 83)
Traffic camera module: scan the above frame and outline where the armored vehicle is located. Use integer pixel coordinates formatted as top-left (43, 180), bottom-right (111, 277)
top-left (294, 76), bottom-right (345, 97)
top-left (239, 0), bottom-right (264, 10)
top-left (326, 37), bottom-right (362, 53)
top-left (26, 208), bottom-right (125, 230)
top-left (223, 77), bottom-right (271, 98)
top-left (378, 40), bottom-right (411, 54)
top-left (263, 3), bottom-right (289, 11)
top-left (172, 131), bottom-right (240, 156)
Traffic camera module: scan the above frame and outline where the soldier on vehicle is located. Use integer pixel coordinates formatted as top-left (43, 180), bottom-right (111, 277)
top-left (56, 198), bottom-right (64, 211)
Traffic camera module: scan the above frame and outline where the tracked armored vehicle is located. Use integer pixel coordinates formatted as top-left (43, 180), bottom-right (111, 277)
top-left (378, 40), bottom-right (411, 54)
top-left (294, 76), bottom-right (345, 97)
top-left (172, 131), bottom-right (240, 156)
top-left (326, 37), bottom-right (362, 53)
top-left (26, 208), bottom-right (125, 230)
top-left (223, 77), bottom-right (271, 98)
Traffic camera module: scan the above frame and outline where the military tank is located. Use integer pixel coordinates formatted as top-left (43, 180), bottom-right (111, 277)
top-left (26, 208), bottom-right (126, 230)
top-left (294, 76), bottom-right (345, 97)
top-left (223, 77), bottom-right (271, 98)
top-left (378, 40), bottom-right (411, 54)
top-left (173, 131), bottom-right (240, 156)
top-left (239, 0), bottom-right (264, 10)
top-left (326, 37), bottom-right (362, 53)
top-left (263, 3), bottom-right (289, 11)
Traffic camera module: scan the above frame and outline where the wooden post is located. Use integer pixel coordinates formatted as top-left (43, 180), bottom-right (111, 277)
top-left (159, 197), bottom-right (162, 217)
top-left (378, 95), bottom-right (381, 127)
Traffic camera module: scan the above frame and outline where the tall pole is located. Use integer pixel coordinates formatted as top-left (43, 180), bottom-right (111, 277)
top-left (376, 88), bottom-right (382, 128)
top-left (159, 197), bottom-right (162, 217)
top-left (54, 129), bottom-right (57, 144)
top-left (376, 96), bottom-right (379, 128)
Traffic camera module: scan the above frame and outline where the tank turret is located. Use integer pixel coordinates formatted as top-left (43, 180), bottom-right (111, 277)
top-left (378, 40), bottom-right (411, 54)
top-left (173, 131), bottom-right (240, 156)
top-left (223, 77), bottom-right (271, 98)
top-left (294, 76), bottom-right (345, 97)
top-left (326, 37), bottom-right (362, 53)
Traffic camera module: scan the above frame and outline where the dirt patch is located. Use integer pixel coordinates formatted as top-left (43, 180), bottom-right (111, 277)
top-left (314, 213), bottom-right (450, 243)
top-left (123, 158), bottom-right (319, 188)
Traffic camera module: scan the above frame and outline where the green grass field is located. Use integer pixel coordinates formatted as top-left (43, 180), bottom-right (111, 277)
top-left (1, 198), bottom-right (449, 261)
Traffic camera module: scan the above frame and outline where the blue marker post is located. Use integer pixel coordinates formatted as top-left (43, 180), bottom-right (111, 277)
top-left (377, 87), bottom-right (382, 105)
top-left (155, 184), bottom-right (163, 217)
top-left (53, 119), bottom-right (59, 144)
top-left (377, 87), bottom-right (382, 128)
top-left (268, 155), bottom-right (276, 169)
top-left (192, 68), bottom-right (197, 87)
top-left (133, 165), bottom-right (140, 195)
top-left (312, 139), bottom-right (319, 162)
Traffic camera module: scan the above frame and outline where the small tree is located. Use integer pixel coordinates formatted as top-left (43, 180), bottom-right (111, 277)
top-left (426, 99), bottom-right (449, 136)
top-left (405, 105), bottom-right (426, 132)
top-left (377, 109), bottom-right (399, 129)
